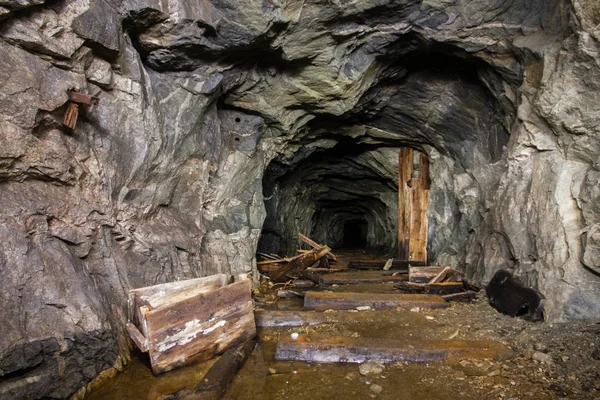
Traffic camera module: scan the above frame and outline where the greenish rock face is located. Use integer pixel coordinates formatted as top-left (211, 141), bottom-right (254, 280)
top-left (1, 0), bottom-right (600, 397)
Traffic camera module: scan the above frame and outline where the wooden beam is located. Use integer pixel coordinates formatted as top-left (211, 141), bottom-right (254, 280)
top-left (442, 291), bottom-right (478, 302)
top-left (347, 260), bottom-right (424, 271)
top-left (275, 335), bottom-right (513, 364)
top-left (429, 266), bottom-right (453, 284)
top-left (409, 151), bottom-right (430, 263)
top-left (409, 266), bottom-right (445, 283)
top-left (395, 281), bottom-right (465, 295)
top-left (254, 310), bottom-right (330, 328)
top-left (268, 246), bottom-right (331, 283)
top-left (62, 102), bottom-right (79, 130)
top-left (125, 322), bottom-right (148, 352)
top-left (320, 270), bottom-right (408, 285)
top-left (173, 339), bottom-right (257, 400)
top-left (298, 233), bottom-right (337, 261)
top-left (398, 147), bottom-right (413, 260)
top-left (303, 291), bottom-right (448, 311)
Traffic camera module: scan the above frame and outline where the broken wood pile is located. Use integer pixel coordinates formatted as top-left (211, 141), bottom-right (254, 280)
top-left (395, 266), bottom-right (480, 300)
top-left (256, 234), bottom-right (336, 282)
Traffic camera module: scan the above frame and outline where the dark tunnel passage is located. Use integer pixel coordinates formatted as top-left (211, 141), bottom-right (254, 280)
top-left (342, 219), bottom-right (368, 249)
top-left (256, 47), bottom-right (515, 261)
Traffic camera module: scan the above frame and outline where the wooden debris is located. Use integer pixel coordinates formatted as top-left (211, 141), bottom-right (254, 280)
top-left (277, 289), bottom-right (304, 299)
top-left (62, 89), bottom-right (100, 131)
top-left (267, 246), bottom-right (332, 283)
top-left (172, 339), bottom-right (257, 400)
top-left (320, 270), bottom-right (408, 285)
top-left (275, 335), bottom-right (512, 364)
top-left (347, 260), bottom-right (424, 271)
top-left (298, 233), bottom-right (337, 261)
top-left (257, 252), bottom-right (280, 261)
top-left (442, 291), bottom-right (478, 302)
top-left (409, 266), bottom-right (446, 283)
top-left (395, 281), bottom-right (465, 295)
top-left (429, 266), bottom-right (453, 284)
top-left (303, 291), bottom-right (448, 311)
top-left (127, 275), bottom-right (256, 375)
top-left (254, 310), bottom-right (330, 328)
top-left (383, 258), bottom-right (394, 271)
top-left (292, 280), bottom-right (315, 288)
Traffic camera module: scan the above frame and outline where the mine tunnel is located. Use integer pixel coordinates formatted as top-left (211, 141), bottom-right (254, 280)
top-left (2, 0), bottom-right (600, 399)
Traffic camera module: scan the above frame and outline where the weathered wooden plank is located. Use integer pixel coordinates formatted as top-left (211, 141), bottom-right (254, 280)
top-left (126, 322), bottom-right (148, 352)
top-left (254, 310), bottom-right (330, 327)
top-left (298, 233), bottom-right (337, 261)
top-left (320, 270), bottom-right (408, 285)
top-left (143, 280), bottom-right (256, 374)
top-left (409, 151), bottom-right (430, 263)
top-left (429, 266), bottom-right (453, 283)
top-left (275, 335), bottom-right (512, 364)
top-left (442, 291), bottom-right (478, 302)
top-left (68, 90), bottom-right (99, 105)
top-left (303, 291), bottom-right (448, 311)
top-left (409, 266), bottom-right (445, 283)
top-left (171, 340), bottom-right (257, 400)
top-left (398, 147), bottom-right (413, 260)
top-left (347, 260), bottom-right (424, 271)
top-left (395, 281), bottom-right (465, 295)
top-left (131, 274), bottom-right (229, 310)
top-left (277, 289), bottom-right (304, 299)
top-left (268, 246), bottom-right (331, 283)
top-left (62, 102), bottom-right (79, 130)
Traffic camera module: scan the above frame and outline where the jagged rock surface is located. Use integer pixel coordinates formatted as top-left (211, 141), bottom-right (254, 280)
top-left (0, 0), bottom-right (599, 398)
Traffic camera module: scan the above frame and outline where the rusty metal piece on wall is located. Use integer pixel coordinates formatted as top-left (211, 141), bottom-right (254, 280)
top-left (62, 89), bottom-right (100, 131)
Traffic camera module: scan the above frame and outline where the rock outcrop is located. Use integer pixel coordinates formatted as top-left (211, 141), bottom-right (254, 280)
top-left (0, 0), bottom-right (599, 398)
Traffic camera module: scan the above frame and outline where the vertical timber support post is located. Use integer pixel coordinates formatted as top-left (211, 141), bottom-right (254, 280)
top-left (409, 151), bottom-right (430, 263)
top-left (398, 147), bottom-right (413, 260)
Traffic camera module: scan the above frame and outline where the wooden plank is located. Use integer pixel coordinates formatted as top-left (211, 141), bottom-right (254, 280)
top-left (409, 151), bottom-right (430, 263)
top-left (62, 102), bottom-right (79, 130)
top-left (275, 335), bottom-right (513, 364)
top-left (320, 270), bottom-right (408, 285)
top-left (429, 266), bottom-right (453, 283)
top-left (303, 291), bottom-right (448, 311)
top-left (144, 280), bottom-right (256, 374)
top-left (277, 289), bottom-right (304, 298)
top-left (395, 281), bottom-right (465, 295)
top-left (442, 291), bottom-right (478, 302)
top-left (68, 90), bottom-right (99, 105)
top-left (398, 147), bottom-right (413, 260)
top-left (130, 274), bottom-right (229, 310)
top-left (347, 260), bottom-right (424, 271)
top-left (173, 340), bottom-right (257, 400)
top-left (126, 322), bottom-right (148, 352)
top-left (254, 310), bottom-right (330, 327)
top-left (268, 246), bottom-right (331, 283)
top-left (409, 266), bottom-right (445, 283)
top-left (298, 233), bottom-right (337, 261)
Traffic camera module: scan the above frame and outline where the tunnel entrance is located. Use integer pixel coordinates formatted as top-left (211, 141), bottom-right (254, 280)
top-left (342, 219), bottom-right (368, 249)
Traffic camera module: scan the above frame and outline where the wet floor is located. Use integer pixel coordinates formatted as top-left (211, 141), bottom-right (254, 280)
top-left (84, 251), bottom-right (596, 400)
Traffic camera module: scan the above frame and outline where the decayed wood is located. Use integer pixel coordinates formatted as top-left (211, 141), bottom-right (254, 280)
top-left (268, 246), bottom-right (331, 283)
top-left (409, 266), bottom-right (445, 283)
top-left (293, 280), bottom-right (315, 288)
top-left (68, 90), bottom-right (100, 105)
top-left (257, 252), bottom-right (280, 261)
top-left (409, 151), bottom-right (430, 263)
top-left (320, 270), bottom-right (408, 285)
top-left (442, 291), bottom-right (478, 302)
top-left (257, 257), bottom-right (292, 265)
top-left (347, 260), bottom-right (424, 271)
top-left (398, 147), bottom-right (413, 260)
top-left (395, 281), bottom-right (465, 295)
top-left (298, 233), bottom-right (337, 261)
top-left (277, 289), bottom-right (304, 299)
top-left (172, 340), bottom-right (257, 400)
top-left (254, 310), bottom-right (330, 327)
top-left (137, 280), bottom-right (256, 375)
top-left (126, 322), bottom-right (148, 352)
top-left (132, 274), bottom-right (229, 310)
top-left (303, 291), bottom-right (448, 311)
top-left (63, 102), bottom-right (79, 130)
top-left (275, 335), bottom-right (512, 364)
top-left (429, 266), bottom-right (453, 284)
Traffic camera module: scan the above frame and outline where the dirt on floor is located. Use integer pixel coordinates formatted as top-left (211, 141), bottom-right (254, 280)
top-left (85, 251), bottom-right (600, 400)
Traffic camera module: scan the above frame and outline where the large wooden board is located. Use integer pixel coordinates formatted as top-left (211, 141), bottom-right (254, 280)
top-left (409, 152), bottom-right (430, 262)
top-left (275, 335), bottom-right (512, 364)
top-left (398, 147), bottom-right (413, 260)
top-left (303, 291), bottom-right (448, 311)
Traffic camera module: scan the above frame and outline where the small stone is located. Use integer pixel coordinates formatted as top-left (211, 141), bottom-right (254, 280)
top-left (425, 315), bottom-right (434, 320)
top-left (534, 342), bottom-right (548, 352)
top-left (359, 361), bottom-right (385, 376)
top-left (356, 306), bottom-right (371, 311)
top-left (291, 332), bottom-right (299, 340)
top-left (268, 367), bottom-right (277, 374)
top-left (532, 351), bottom-right (553, 365)
top-left (370, 384), bottom-right (383, 394)
top-left (410, 307), bottom-right (421, 312)
top-left (454, 371), bottom-right (466, 380)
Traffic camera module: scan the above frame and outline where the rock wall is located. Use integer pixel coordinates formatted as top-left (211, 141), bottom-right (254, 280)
top-left (0, 0), bottom-right (599, 398)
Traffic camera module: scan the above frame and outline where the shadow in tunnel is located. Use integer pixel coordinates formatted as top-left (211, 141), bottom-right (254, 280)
top-left (342, 219), bottom-right (368, 249)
